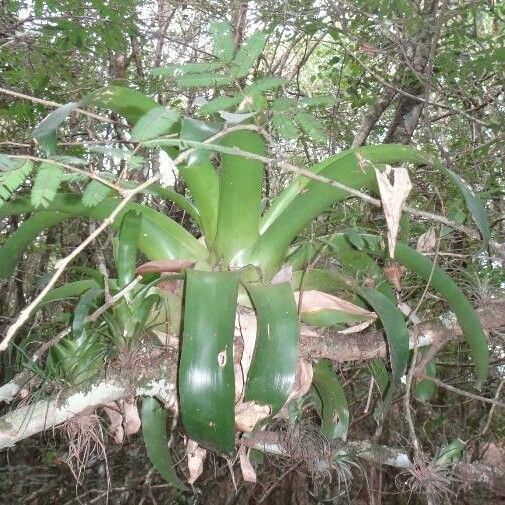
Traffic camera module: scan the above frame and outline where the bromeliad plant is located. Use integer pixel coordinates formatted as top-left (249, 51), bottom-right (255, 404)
top-left (0, 22), bottom-right (491, 488)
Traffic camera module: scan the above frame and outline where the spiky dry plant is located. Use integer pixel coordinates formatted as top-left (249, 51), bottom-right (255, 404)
top-left (399, 452), bottom-right (458, 505)
top-left (64, 412), bottom-right (109, 486)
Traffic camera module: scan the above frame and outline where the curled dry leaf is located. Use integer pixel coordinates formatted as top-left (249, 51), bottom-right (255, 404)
top-left (186, 439), bottom-right (207, 485)
top-left (136, 259), bottom-right (195, 274)
top-left (383, 263), bottom-right (405, 291)
top-left (286, 359), bottom-right (314, 404)
top-left (416, 227), bottom-right (436, 254)
top-left (375, 165), bottom-right (412, 259)
top-left (238, 445), bottom-right (257, 483)
top-left (121, 397), bottom-right (141, 436)
top-left (103, 402), bottom-right (124, 444)
top-left (235, 401), bottom-right (271, 432)
top-left (235, 362), bottom-right (245, 403)
top-left (295, 290), bottom-right (374, 317)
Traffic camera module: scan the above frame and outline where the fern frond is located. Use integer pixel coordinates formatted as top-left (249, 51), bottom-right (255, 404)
top-left (0, 161), bottom-right (33, 206)
top-left (31, 162), bottom-right (64, 208)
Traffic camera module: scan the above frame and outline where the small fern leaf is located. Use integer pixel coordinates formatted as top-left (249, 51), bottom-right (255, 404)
top-left (295, 111), bottom-right (327, 144)
top-left (211, 21), bottom-right (235, 63)
top-left (200, 94), bottom-right (243, 115)
top-left (244, 77), bottom-right (286, 95)
top-left (150, 62), bottom-right (223, 77)
top-left (231, 32), bottom-right (268, 78)
top-left (82, 179), bottom-right (112, 207)
top-left (177, 73), bottom-right (234, 88)
top-left (0, 161), bottom-right (33, 205)
top-left (273, 112), bottom-right (299, 139)
top-left (31, 162), bottom-right (64, 208)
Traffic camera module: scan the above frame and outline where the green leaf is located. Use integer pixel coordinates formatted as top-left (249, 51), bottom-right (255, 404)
top-left (179, 270), bottom-right (240, 453)
top-left (0, 211), bottom-right (68, 280)
top-left (295, 111), bottom-right (327, 143)
top-left (211, 20), bottom-right (235, 63)
top-left (359, 287), bottom-right (409, 384)
top-left (116, 210), bottom-right (141, 288)
top-left (273, 113), bottom-right (299, 139)
top-left (32, 101), bottom-right (79, 154)
top-left (244, 282), bottom-right (299, 415)
top-left (299, 96), bottom-right (338, 108)
top-left (82, 179), bottom-right (112, 207)
top-left (131, 106), bottom-right (180, 142)
top-left (199, 95), bottom-right (243, 115)
top-left (141, 397), bottom-right (189, 491)
top-left (150, 62), bottom-right (223, 77)
top-left (442, 167), bottom-right (491, 246)
top-left (369, 358), bottom-right (390, 397)
top-left (213, 130), bottom-right (266, 265)
top-left (252, 144), bottom-right (428, 279)
top-left (84, 86), bottom-right (158, 124)
top-left (231, 32), bottom-right (268, 78)
top-left (244, 77), bottom-right (286, 95)
top-left (346, 233), bottom-right (489, 389)
top-left (312, 359), bottom-right (349, 441)
top-left (40, 279), bottom-right (102, 305)
top-left (72, 288), bottom-right (103, 339)
top-left (177, 73), bottom-right (234, 88)
top-left (178, 118), bottom-right (221, 242)
top-left (31, 162), bottom-right (65, 208)
top-left (0, 161), bottom-right (33, 205)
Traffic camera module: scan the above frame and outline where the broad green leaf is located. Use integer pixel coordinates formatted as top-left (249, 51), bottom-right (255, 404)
top-left (178, 118), bottom-right (221, 242)
top-left (359, 287), bottom-right (409, 384)
top-left (346, 233), bottom-right (489, 389)
top-left (211, 20), bottom-right (235, 63)
top-left (312, 359), bottom-right (349, 441)
top-left (82, 179), bottom-right (112, 207)
top-left (442, 167), bottom-right (491, 246)
top-left (213, 130), bottom-right (265, 265)
top-left (369, 358), bottom-right (390, 396)
top-left (0, 161), bottom-right (33, 205)
top-left (31, 162), bottom-right (64, 208)
top-left (0, 154), bottom-right (26, 171)
top-left (141, 397), bottom-right (188, 491)
top-left (39, 279), bottom-right (102, 305)
top-left (0, 211), bottom-right (68, 279)
top-left (84, 86), bottom-right (158, 124)
top-left (72, 288), bottom-right (103, 339)
top-left (244, 282), bottom-right (299, 415)
top-left (252, 144), bottom-right (428, 279)
top-left (0, 194), bottom-right (208, 278)
top-left (32, 101), bottom-right (79, 154)
top-left (131, 106), bottom-right (180, 142)
top-left (179, 270), bottom-right (240, 453)
top-left (231, 32), bottom-right (268, 78)
top-left (116, 210), bottom-right (141, 288)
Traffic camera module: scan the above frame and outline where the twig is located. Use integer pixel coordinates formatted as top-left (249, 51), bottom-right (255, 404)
top-left (7, 154), bottom-right (126, 194)
top-left (0, 86), bottom-right (116, 124)
top-left (480, 378), bottom-right (505, 436)
top-left (422, 376), bottom-right (505, 409)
